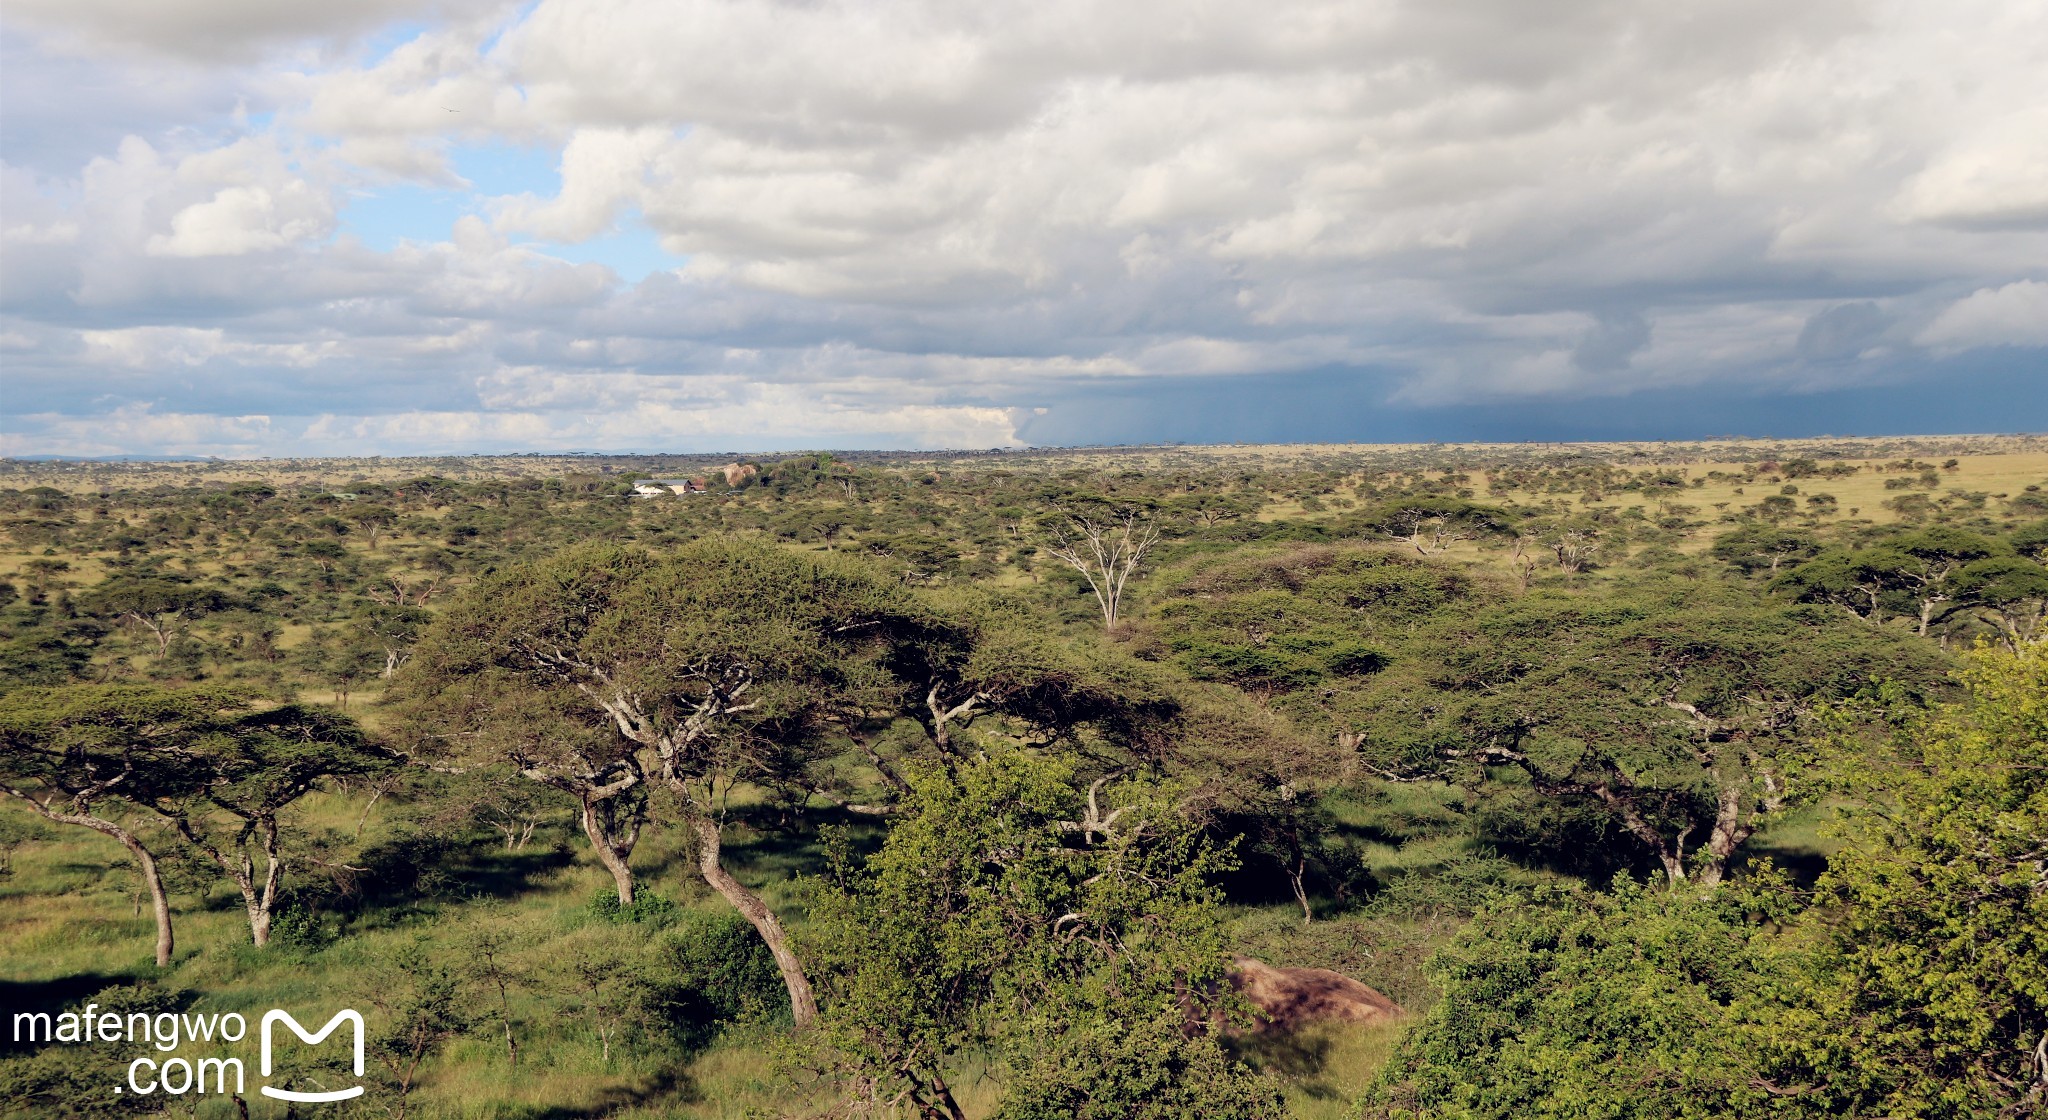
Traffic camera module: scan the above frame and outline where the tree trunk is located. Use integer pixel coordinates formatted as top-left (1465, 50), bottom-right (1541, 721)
top-left (172, 816), bottom-right (281, 947)
top-left (1592, 782), bottom-right (1689, 887)
top-left (924, 1075), bottom-right (968, 1120)
top-left (7, 796), bottom-right (175, 967)
top-left (253, 820), bottom-right (282, 947)
top-left (99, 821), bottom-right (177, 963)
top-left (902, 1068), bottom-right (967, 1120)
top-left (235, 860), bottom-right (272, 948)
top-left (1285, 838), bottom-right (1313, 925)
top-left (119, 828), bottom-right (176, 967)
top-left (686, 814), bottom-right (817, 1028)
top-left (582, 797), bottom-right (636, 907)
top-left (1694, 785), bottom-right (1750, 891)
top-left (853, 731), bottom-right (912, 794)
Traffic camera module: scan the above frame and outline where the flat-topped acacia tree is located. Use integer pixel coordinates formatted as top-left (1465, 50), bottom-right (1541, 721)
top-left (0, 686), bottom-right (231, 967)
top-left (881, 587), bottom-right (1182, 771)
top-left (402, 537), bottom-right (931, 1028)
top-left (153, 703), bottom-right (394, 947)
top-left (1357, 584), bottom-right (1952, 888)
top-left (0, 686), bottom-right (391, 955)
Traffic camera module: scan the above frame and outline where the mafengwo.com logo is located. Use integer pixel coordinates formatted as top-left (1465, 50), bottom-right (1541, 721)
top-left (13, 1002), bottom-right (364, 1103)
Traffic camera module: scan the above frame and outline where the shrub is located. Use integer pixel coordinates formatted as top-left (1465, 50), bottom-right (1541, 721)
top-left (1365, 876), bottom-right (1778, 1119)
top-left (587, 885), bottom-right (678, 926)
top-left (655, 910), bottom-right (787, 1050)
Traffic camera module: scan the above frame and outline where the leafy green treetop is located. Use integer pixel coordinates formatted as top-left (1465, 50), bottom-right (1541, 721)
top-left (1771, 640), bottom-right (2048, 1117)
top-left (806, 748), bottom-right (1282, 1120)
top-left (1359, 584), bottom-right (1948, 887)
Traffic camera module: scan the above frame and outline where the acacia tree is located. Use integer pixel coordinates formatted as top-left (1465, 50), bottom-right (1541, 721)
top-left (0, 686), bottom-right (241, 966)
top-left (882, 589), bottom-right (1181, 771)
top-left (1877, 529), bottom-right (2007, 636)
top-left (401, 537), bottom-right (929, 1027)
top-left (355, 602), bottom-right (431, 679)
top-left (351, 504), bottom-right (399, 550)
top-left (147, 704), bottom-right (392, 947)
top-left (1771, 549), bottom-right (1894, 622)
top-left (1170, 493), bottom-right (1257, 530)
top-left (1364, 497), bottom-right (1515, 556)
top-left (1775, 529), bottom-right (2008, 635)
top-left (393, 668), bottom-right (650, 905)
top-left (1710, 526), bottom-right (1822, 577)
top-left (1356, 586), bottom-right (1949, 888)
top-left (1371, 641), bottom-right (2048, 1120)
top-left (1954, 556), bottom-right (2048, 648)
top-left (75, 576), bottom-right (229, 658)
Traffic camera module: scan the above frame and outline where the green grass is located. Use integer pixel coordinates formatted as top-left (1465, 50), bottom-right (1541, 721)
top-left (1247, 1021), bottom-right (1407, 1120)
top-left (3, 789), bottom-right (1420, 1119)
top-left (1, 792), bottom-right (809, 1118)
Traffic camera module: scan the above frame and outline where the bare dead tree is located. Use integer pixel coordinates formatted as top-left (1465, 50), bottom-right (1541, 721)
top-left (1041, 507), bottom-right (1160, 630)
top-left (1550, 528), bottom-right (1600, 573)
top-left (367, 574), bottom-right (447, 607)
top-left (1511, 536), bottom-right (1538, 591)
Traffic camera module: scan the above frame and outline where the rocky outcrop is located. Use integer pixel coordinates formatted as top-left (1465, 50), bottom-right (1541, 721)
top-left (1229, 956), bottom-right (1405, 1033)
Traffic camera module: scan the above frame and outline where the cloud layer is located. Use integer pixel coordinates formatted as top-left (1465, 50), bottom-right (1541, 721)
top-left (2, 0), bottom-right (2043, 456)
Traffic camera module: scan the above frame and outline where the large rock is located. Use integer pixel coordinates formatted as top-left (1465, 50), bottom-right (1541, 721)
top-left (1229, 956), bottom-right (1405, 1033)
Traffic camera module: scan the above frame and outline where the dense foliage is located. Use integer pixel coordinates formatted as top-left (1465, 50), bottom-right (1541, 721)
top-left (1370, 642), bottom-right (2048, 1120)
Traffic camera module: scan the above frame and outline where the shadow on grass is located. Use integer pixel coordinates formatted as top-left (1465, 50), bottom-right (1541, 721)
top-left (1734, 842), bottom-right (1830, 888)
top-left (451, 845), bottom-right (577, 901)
top-left (0, 972), bottom-right (162, 1056)
top-left (717, 804), bottom-right (890, 886)
top-left (350, 831), bottom-right (574, 912)
top-left (1233, 1027), bottom-right (1336, 1081)
top-left (494, 1069), bottom-right (694, 1119)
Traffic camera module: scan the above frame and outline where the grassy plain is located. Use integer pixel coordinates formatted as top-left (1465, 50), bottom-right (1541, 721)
top-left (1, 434), bottom-right (2040, 1117)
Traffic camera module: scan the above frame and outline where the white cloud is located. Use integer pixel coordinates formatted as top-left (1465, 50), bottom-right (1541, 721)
top-left (3, 0), bottom-right (2045, 455)
top-left (1893, 107), bottom-right (2048, 230)
top-left (1916, 281), bottom-right (2048, 351)
top-left (148, 181), bottom-right (333, 256)
top-left (0, 404), bottom-right (275, 458)
top-left (3, 0), bottom-right (492, 62)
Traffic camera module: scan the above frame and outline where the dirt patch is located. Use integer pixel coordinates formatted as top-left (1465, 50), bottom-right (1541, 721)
top-left (1230, 956), bottom-right (1406, 1033)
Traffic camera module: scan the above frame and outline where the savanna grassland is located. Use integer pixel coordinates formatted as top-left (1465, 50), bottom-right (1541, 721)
top-left (2, 436), bottom-right (2044, 1120)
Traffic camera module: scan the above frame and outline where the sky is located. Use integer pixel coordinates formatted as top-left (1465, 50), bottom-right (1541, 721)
top-left (1, 0), bottom-right (2044, 457)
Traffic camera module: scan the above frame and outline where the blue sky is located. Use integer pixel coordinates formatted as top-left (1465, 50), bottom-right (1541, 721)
top-left (337, 143), bottom-right (679, 279)
top-left (1, 0), bottom-right (2043, 457)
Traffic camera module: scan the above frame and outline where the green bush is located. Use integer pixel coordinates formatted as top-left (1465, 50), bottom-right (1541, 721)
top-left (587, 885), bottom-right (679, 926)
top-left (268, 898), bottom-right (334, 950)
top-left (642, 910), bottom-right (788, 1052)
top-left (1365, 875), bottom-right (1778, 1120)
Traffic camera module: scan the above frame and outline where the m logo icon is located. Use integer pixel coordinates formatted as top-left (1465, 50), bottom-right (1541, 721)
top-left (258, 1010), bottom-right (365, 1102)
